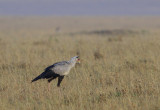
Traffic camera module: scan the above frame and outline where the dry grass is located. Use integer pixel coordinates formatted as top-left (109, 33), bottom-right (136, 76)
top-left (0, 16), bottom-right (160, 110)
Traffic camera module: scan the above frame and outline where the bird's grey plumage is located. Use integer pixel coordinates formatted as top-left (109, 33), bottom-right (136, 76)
top-left (45, 61), bottom-right (70, 76)
top-left (31, 56), bottom-right (80, 87)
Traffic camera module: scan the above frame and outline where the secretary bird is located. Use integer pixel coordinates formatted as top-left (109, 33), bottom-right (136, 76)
top-left (31, 56), bottom-right (80, 87)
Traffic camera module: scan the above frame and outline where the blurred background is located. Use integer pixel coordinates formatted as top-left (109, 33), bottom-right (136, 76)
top-left (0, 0), bottom-right (160, 16)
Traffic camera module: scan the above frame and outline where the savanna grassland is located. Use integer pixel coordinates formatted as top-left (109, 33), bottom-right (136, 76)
top-left (0, 16), bottom-right (160, 110)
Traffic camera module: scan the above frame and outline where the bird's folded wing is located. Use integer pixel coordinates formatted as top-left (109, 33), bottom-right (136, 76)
top-left (45, 61), bottom-right (70, 75)
top-left (52, 64), bottom-right (70, 75)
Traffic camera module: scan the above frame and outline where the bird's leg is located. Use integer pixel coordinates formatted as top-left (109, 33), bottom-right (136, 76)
top-left (57, 76), bottom-right (64, 87)
top-left (48, 77), bottom-right (55, 83)
top-left (48, 75), bottom-right (59, 83)
top-left (47, 76), bottom-right (59, 91)
top-left (48, 83), bottom-right (51, 92)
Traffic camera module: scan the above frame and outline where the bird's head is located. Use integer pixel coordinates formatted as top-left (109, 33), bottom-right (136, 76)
top-left (70, 56), bottom-right (80, 64)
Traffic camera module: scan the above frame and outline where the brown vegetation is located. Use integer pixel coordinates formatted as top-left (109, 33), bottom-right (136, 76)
top-left (0, 16), bottom-right (160, 110)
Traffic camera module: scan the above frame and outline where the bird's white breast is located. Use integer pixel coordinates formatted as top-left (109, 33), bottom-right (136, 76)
top-left (62, 71), bottom-right (70, 75)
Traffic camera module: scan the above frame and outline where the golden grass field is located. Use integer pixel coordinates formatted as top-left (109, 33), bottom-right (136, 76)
top-left (0, 16), bottom-right (160, 110)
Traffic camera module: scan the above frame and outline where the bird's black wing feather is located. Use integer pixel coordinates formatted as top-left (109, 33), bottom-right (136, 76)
top-left (31, 61), bottom-right (68, 83)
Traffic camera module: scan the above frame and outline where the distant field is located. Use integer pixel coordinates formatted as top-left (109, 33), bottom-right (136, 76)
top-left (0, 16), bottom-right (160, 110)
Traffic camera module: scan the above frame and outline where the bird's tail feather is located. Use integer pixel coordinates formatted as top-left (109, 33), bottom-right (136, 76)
top-left (31, 73), bottom-right (44, 83)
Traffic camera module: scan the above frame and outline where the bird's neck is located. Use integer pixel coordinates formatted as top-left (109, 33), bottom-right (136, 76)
top-left (68, 60), bottom-right (76, 68)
